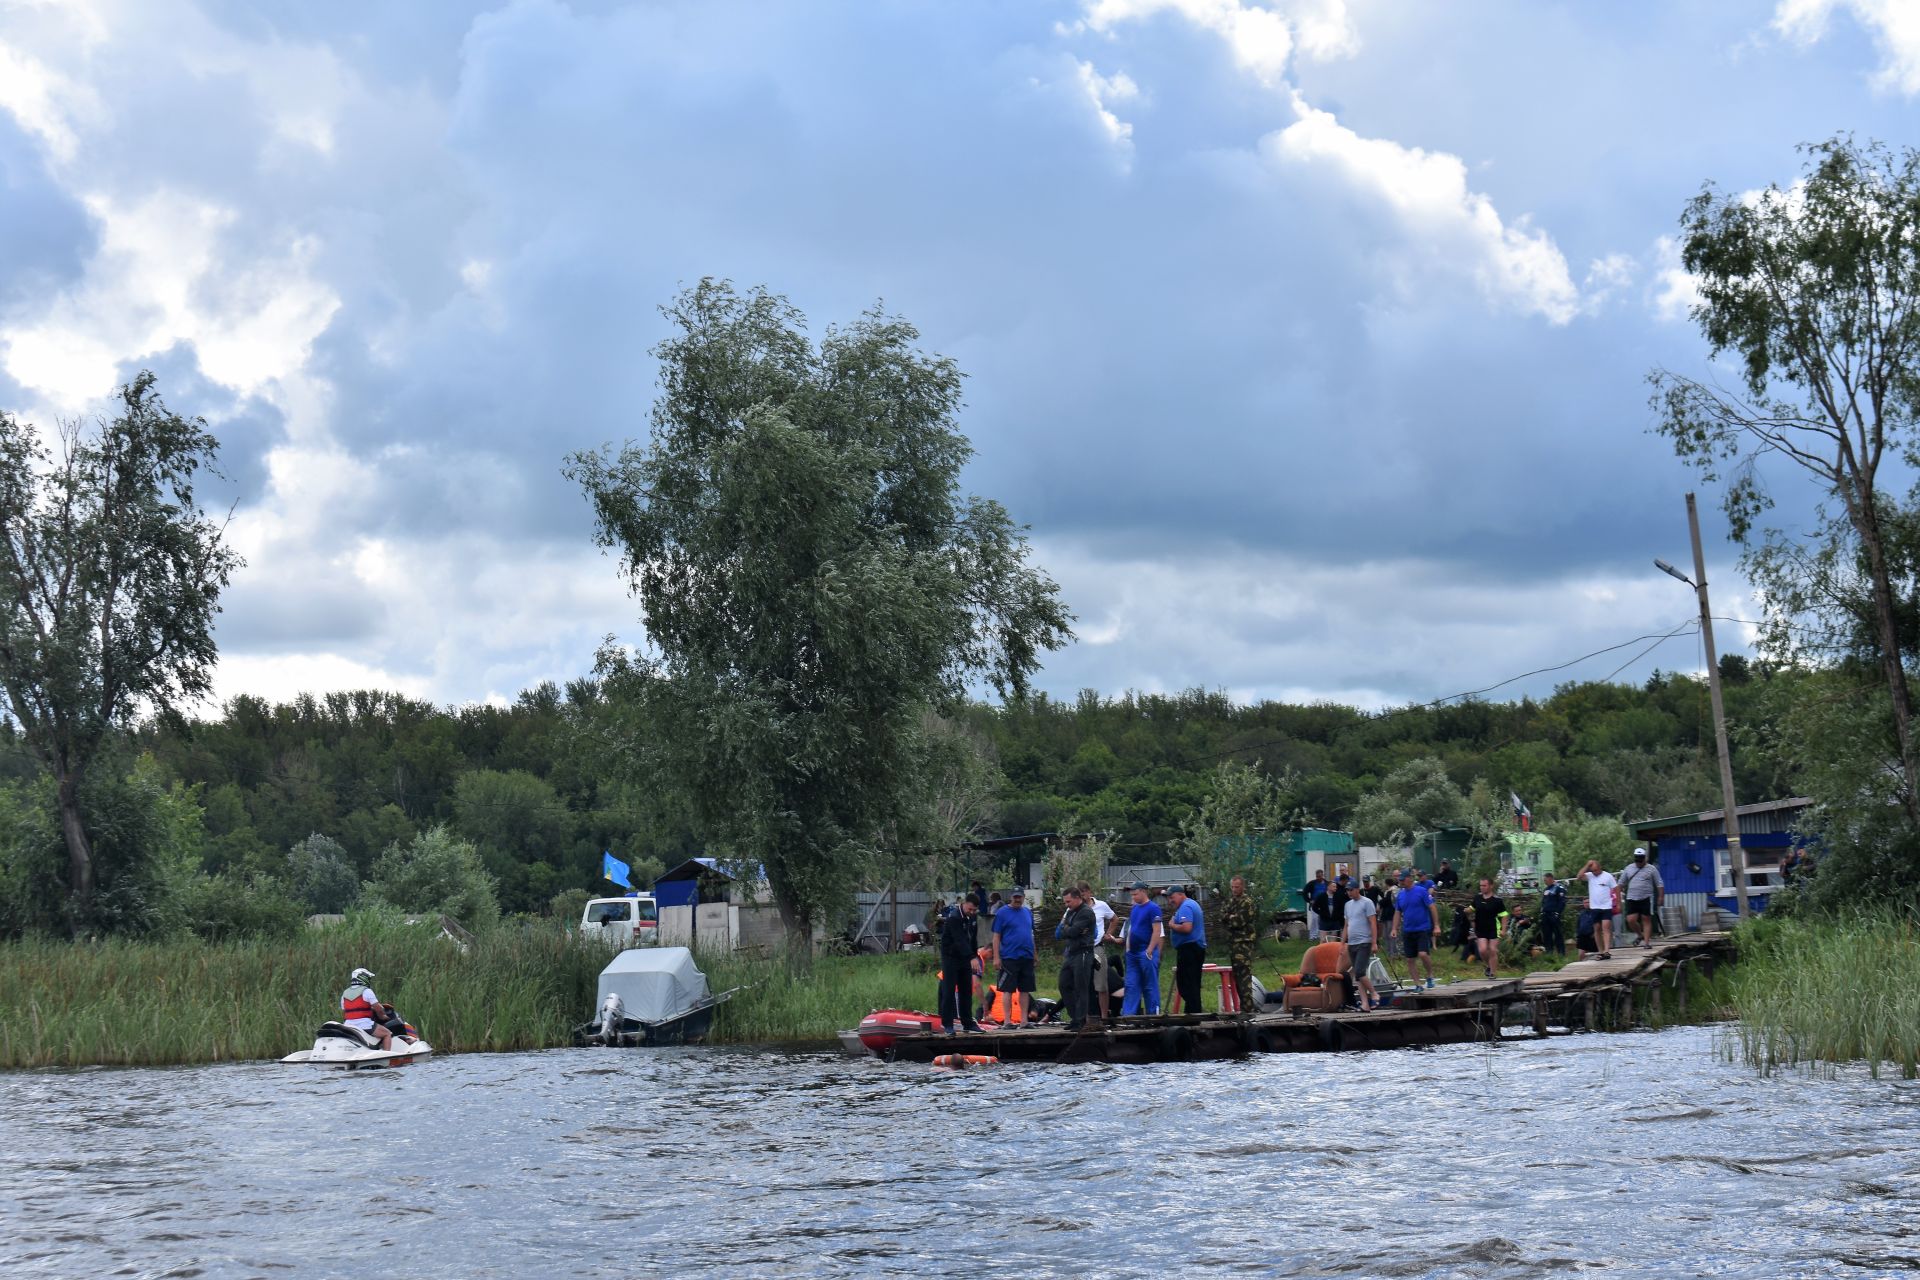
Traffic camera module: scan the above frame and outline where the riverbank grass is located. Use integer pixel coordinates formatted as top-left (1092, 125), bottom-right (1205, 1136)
top-left (0, 922), bottom-right (605, 1068)
top-left (1730, 912), bottom-right (1920, 1079)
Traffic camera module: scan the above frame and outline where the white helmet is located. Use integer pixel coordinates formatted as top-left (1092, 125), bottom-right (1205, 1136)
top-left (350, 967), bottom-right (375, 984)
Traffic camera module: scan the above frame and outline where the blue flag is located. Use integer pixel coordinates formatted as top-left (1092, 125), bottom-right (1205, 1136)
top-left (601, 851), bottom-right (631, 889)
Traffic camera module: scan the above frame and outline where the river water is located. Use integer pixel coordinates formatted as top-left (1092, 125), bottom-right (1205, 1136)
top-left (4, 1024), bottom-right (1918, 1279)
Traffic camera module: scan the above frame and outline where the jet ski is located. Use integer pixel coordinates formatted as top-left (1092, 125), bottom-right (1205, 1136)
top-left (281, 1019), bottom-right (433, 1068)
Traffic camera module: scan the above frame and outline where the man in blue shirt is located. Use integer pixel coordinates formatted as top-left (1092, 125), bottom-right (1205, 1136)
top-left (1120, 881), bottom-right (1164, 1016)
top-left (1167, 884), bottom-right (1208, 1014)
top-left (1391, 871), bottom-right (1437, 988)
top-left (991, 887), bottom-right (1037, 1022)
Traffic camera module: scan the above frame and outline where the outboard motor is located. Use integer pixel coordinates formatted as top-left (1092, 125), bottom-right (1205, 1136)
top-left (595, 993), bottom-right (627, 1043)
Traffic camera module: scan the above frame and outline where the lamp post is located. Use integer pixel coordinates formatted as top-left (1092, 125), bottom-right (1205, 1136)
top-left (1655, 491), bottom-right (1749, 922)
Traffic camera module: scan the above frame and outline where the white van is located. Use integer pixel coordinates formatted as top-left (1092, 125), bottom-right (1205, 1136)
top-left (579, 895), bottom-right (660, 947)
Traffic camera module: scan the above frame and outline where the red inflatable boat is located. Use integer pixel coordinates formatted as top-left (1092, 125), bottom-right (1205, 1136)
top-left (852, 1009), bottom-right (943, 1056)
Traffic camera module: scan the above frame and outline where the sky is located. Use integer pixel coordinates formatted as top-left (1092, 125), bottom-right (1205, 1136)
top-left (2, 0), bottom-right (1916, 714)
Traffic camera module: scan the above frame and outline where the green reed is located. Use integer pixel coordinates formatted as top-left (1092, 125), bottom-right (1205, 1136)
top-left (1729, 911), bottom-right (1920, 1079)
top-left (0, 920), bottom-right (605, 1068)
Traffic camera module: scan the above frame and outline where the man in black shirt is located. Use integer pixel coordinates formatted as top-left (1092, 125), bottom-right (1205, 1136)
top-left (937, 897), bottom-right (982, 1034)
top-left (1436, 861), bottom-right (1460, 891)
top-left (1053, 885), bottom-right (1097, 1031)
top-left (1471, 878), bottom-right (1505, 979)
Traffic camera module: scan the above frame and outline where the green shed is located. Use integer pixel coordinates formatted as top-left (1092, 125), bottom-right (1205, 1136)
top-left (1412, 826), bottom-right (1471, 874)
top-left (1208, 828), bottom-right (1356, 910)
top-left (1502, 830), bottom-right (1555, 877)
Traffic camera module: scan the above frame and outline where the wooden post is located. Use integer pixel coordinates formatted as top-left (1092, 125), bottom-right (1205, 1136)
top-left (1686, 493), bottom-right (1750, 921)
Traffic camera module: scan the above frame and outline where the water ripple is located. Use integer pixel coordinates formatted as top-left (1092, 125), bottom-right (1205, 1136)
top-left (3, 1026), bottom-right (1919, 1278)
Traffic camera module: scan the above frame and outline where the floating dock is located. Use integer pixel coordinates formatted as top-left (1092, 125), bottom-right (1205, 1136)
top-left (870, 931), bottom-right (1733, 1065)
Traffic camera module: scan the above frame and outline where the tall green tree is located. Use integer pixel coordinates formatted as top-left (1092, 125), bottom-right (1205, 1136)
top-left (1349, 756), bottom-right (1469, 848)
top-left (1651, 137), bottom-right (1920, 824)
top-left (0, 373), bottom-right (241, 930)
top-left (1169, 761), bottom-right (1303, 911)
top-left (568, 280), bottom-right (1071, 939)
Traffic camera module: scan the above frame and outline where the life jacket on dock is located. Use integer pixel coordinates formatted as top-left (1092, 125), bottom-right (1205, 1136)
top-left (982, 987), bottom-right (1025, 1025)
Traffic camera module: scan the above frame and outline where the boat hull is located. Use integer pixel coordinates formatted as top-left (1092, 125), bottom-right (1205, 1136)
top-left (281, 1037), bottom-right (433, 1069)
top-left (572, 999), bottom-right (720, 1047)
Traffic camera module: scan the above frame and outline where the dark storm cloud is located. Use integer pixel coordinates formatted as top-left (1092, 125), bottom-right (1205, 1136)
top-left (0, 119), bottom-right (90, 309)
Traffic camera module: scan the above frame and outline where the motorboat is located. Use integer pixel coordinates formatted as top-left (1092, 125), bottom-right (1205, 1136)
top-left (572, 946), bottom-right (738, 1047)
top-left (281, 1021), bottom-right (434, 1068)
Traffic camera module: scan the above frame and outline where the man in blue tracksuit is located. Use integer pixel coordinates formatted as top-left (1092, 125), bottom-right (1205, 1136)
top-left (1120, 882), bottom-right (1164, 1016)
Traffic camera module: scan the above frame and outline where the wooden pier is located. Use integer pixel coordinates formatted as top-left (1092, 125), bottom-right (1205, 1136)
top-left (869, 931), bottom-right (1735, 1066)
top-left (1514, 930), bottom-right (1732, 1034)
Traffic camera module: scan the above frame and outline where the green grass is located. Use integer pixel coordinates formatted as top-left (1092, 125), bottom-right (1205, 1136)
top-left (0, 920), bottom-right (605, 1068)
top-left (1728, 910), bottom-right (1920, 1079)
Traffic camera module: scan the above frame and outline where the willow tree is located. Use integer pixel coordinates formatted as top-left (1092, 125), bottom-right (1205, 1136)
top-left (1653, 138), bottom-right (1920, 826)
top-left (568, 280), bottom-right (1071, 941)
top-left (0, 373), bottom-right (241, 930)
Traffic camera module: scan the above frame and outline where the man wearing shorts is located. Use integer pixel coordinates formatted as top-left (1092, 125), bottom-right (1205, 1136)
top-left (1392, 871), bottom-right (1436, 988)
top-left (1344, 880), bottom-right (1379, 1011)
top-left (1471, 878), bottom-right (1506, 979)
top-left (991, 887), bottom-right (1037, 1021)
top-left (1618, 848), bottom-right (1664, 948)
top-left (1579, 860), bottom-right (1617, 960)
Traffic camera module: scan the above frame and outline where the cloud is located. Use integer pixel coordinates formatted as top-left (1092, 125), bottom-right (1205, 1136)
top-left (1649, 235), bottom-right (1703, 323)
top-left (1266, 96), bottom-right (1581, 323)
top-left (1077, 0), bottom-right (1302, 85)
top-left (1071, 58), bottom-right (1139, 156)
top-left (1036, 538), bottom-right (1750, 709)
top-left (1774, 0), bottom-right (1920, 94)
top-left (0, 39), bottom-right (97, 162)
top-left (1, 189), bottom-right (339, 411)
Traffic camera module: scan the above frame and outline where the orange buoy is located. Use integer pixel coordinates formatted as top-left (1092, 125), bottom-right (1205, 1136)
top-left (931, 1053), bottom-right (999, 1069)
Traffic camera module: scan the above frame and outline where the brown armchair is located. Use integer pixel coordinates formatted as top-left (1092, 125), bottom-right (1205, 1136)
top-left (1280, 940), bottom-right (1351, 1014)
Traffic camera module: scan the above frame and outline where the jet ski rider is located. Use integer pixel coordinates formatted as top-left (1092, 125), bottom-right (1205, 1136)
top-left (340, 967), bottom-right (395, 1051)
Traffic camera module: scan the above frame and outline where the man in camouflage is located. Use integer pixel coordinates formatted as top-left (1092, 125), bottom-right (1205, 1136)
top-left (1222, 875), bottom-right (1260, 1012)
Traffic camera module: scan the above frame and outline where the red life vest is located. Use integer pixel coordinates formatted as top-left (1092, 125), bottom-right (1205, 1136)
top-left (341, 987), bottom-right (378, 1023)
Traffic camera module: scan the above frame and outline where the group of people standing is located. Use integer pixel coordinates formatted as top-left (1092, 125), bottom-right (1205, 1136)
top-left (935, 847), bottom-right (1674, 1036)
top-left (937, 877), bottom-right (1264, 1034)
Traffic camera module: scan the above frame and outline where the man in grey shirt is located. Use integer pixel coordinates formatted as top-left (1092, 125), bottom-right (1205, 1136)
top-left (1344, 881), bottom-right (1380, 1011)
top-left (1618, 847), bottom-right (1665, 948)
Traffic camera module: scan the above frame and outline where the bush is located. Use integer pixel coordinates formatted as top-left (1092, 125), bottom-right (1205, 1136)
top-left (547, 886), bottom-right (591, 921)
top-left (286, 833), bottom-right (361, 914)
top-left (0, 764), bottom-right (195, 938)
top-left (366, 825), bottom-right (499, 928)
top-left (153, 869), bottom-right (304, 942)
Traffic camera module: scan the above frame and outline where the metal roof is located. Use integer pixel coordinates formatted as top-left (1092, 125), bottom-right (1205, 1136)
top-left (1625, 797), bottom-right (1813, 836)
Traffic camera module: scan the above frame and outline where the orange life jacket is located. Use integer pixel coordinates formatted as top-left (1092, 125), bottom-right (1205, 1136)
top-left (341, 987), bottom-right (377, 1023)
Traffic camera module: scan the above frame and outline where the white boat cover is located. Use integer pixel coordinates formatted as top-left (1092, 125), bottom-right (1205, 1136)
top-left (596, 946), bottom-right (711, 1023)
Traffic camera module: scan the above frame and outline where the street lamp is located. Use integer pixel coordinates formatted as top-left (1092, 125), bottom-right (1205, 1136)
top-left (1657, 493), bottom-right (1749, 923)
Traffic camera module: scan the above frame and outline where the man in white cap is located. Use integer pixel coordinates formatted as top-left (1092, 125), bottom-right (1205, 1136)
top-left (1618, 847), bottom-right (1665, 949)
